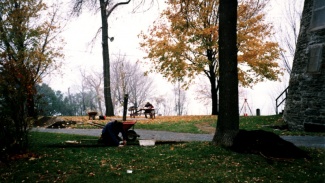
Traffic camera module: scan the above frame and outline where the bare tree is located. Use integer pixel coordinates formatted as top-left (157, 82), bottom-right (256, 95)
top-left (110, 54), bottom-right (129, 113)
top-left (128, 65), bottom-right (155, 109)
top-left (152, 95), bottom-right (165, 115)
top-left (173, 81), bottom-right (187, 116)
top-left (194, 77), bottom-right (214, 113)
top-left (158, 94), bottom-right (173, 116)
top-left (80, 69), bottom-right (104, 115)
top-left (110, 54), bottom-right (154, 114)
top-left (274, 0), bottom-right (304, 75)
top-left (195, 77), bottom-right (249, 115)
top-left (77, 71), bottom-right (88, 115)
top-left (268, 0), bottom-right (304, 114)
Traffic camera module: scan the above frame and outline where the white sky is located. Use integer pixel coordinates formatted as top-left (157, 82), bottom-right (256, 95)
top-left (44, 0), bottom-right (304, 116)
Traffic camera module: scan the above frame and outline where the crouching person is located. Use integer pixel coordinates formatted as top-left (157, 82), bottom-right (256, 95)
top-left (101, 120), bottom-right (127, 146)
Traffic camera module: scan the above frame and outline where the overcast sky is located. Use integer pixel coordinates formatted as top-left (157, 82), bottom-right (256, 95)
top-left (44, 0), bottom-right (304, 115)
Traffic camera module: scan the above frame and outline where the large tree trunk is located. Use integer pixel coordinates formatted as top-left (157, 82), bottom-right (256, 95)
top-left (207, 49), bottom-right (219, 115)
top-left (100, 0), bottom-right (114, 116)
top-left (213, 0), bottom-right (239, 147)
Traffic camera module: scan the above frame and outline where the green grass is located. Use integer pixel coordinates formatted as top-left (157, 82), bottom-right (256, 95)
top-left (134, 115), bottom-right (325, 136)
top-left (136, 119), bottom-right (207, 134)
top-left (138, 122), bottom-right (201, 133)
top-left (76, 115), bottom-right (218, 133)
top-left (1, 132), bottom-right (324, 183)
top-left (65, 115), bottom-right (324, 136)
top-left (239, 115), bottom-right (325, 136)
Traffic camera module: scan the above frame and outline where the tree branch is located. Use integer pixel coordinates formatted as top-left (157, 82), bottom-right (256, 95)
top-left (106, 0), bottom-right (131, 19)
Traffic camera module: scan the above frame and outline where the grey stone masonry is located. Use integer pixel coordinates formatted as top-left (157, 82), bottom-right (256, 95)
top-left (283, 0), bottom-right (325, 131)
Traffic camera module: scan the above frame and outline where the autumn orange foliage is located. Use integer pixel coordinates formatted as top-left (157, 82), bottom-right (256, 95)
top-left (139, 0), bottom-right (282, 87)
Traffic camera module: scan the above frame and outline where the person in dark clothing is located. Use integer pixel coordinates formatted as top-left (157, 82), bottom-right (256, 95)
top-left (101, 120), bottom-right (127, 146)
top-left (144, 102), bottom-right (154, 118)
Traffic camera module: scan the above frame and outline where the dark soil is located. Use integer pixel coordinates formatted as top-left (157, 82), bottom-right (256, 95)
top-left (46, 121), bottom-right (77, 128)
top-left (231, 130), bottom-right (310, 160)
top-left (34, 116), bottom-right (77, 128)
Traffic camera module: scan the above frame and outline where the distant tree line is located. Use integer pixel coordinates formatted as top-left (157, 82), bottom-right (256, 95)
top-left (35, 60), bottom-right (189, 117)
top-left (35, 84), bottom-right (100, 116)
top-left (34, 55), bottom-right (160, 117)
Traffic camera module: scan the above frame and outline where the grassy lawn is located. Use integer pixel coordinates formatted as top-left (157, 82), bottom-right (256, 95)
top-left (63, 115), bottom-right (325, 136)
top-left (135, 115), bottom-right (218, 134)
top-left (2, 115), bottom-right (323, 182)
top-left (0, 132), bottom-right (324, 183)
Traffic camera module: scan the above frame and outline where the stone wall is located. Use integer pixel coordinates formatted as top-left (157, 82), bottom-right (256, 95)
top-left (283, 0), bottom-right (325, 131)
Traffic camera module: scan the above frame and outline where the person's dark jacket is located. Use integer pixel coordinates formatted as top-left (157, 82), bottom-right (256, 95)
top-left (101, 120), bottom-right (127, 146)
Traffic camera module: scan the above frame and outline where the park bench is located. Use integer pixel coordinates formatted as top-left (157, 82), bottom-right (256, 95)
top-left (128, 107), bottom-right (155, 119)
top-left (129, 107), bottom-right (141, 118)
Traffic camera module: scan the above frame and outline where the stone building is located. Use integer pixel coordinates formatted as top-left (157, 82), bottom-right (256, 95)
top-left (283, 0), bottom-right (325, 131)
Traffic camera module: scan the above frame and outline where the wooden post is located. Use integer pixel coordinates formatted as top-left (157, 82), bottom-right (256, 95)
top-left (123, 94), bottom-right (128, 121)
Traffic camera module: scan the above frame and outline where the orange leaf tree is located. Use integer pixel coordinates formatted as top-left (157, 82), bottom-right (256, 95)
top-left (0, 0), bottom-right (64, 152)
top-left (139, 0), bottom-right (282, 115)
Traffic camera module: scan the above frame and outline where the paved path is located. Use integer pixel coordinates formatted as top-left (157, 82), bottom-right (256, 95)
top-left (31, 128), bottom-right (325, 148)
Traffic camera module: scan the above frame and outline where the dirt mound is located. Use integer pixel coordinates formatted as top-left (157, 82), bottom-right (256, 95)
top-left (33, 117), bottom-right (58, 127)
top-left (47, 121), bottom-right (77, 128)
top-left (231, 130), bottom-right (310, 160)
top-left (34, 116), bottom-right (80, 128)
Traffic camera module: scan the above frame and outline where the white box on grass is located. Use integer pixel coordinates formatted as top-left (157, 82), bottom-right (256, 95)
top-left (139, 140), bottom-right (155, 146)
